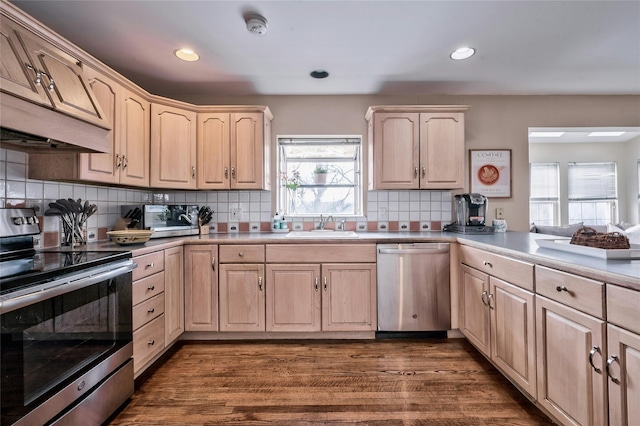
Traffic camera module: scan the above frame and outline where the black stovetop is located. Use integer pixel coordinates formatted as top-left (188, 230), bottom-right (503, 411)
top-left (0, 250), bottom-right (131, 295)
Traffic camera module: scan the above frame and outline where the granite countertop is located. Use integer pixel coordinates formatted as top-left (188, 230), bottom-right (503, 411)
top-left (84, 231), bottom-right (639, 291)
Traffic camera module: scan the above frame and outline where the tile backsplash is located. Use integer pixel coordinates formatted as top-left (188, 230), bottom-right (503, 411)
top-left (1, 147), bottom-right (452, 247)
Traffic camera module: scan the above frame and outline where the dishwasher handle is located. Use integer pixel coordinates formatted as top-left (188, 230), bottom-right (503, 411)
top-left (378, 246), bottom-right (449, 255)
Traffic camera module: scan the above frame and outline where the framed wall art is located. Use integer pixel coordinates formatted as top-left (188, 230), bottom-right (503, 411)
top-left (469, 149), bottom-right (512, 198)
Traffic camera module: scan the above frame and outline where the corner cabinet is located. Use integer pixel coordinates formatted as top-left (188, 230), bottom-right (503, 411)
top-left (458, 245), bottom-right (537, 398)
top-left (366, 105), bottom-right (468, 190)
top-left (197, 107), bottom-right (272, 190)
top-left (150, 102), bottom-right (197, 189)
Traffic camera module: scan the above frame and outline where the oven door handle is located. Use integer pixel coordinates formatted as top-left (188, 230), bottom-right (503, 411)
top-left (1, 260), bottom-right (137, 314)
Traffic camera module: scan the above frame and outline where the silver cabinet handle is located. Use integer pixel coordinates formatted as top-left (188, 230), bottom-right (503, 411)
top-left (146, 262), bottom-right (154, 269)
top-left (47, 77), bottom-right (55, 91)
top-left (211, 257), bottom-right (216, 271)
top-left (589, 346), bottom-right (602, 373)
top-left (231, 166), bottom-right (236, 179)
top-left (421, 166), bottom-right (426, 178)
top-left (115, 154), bottom-right (122, 169)
top-left (487, 293), bottom-right (494, 310)
top-left (148, 308), bottom-right (155, 313)
top-left (483, 261), bottom-right (493, 268)
top-left (414, 167), bottom-right (418, 177)
top-left (606, 355), bottom-right (620, 384)
top-left (122, 156), bottom-right (128, 170)
top-left (224, 167), bottom-right (229, 179)
top-left (192, 166), bottom-right (196, 179)
top-left (148, 340), bottom-right (155, 346)
top-left (323, 276), bottom-right (327, 291)
top-left (238, 252), bottom-right (244, 257)
top-left (258, 276), bottom-right (263, 291)
top-left (481, 290), bottom-right (489, 306)
top-left (556, 285), bottom-right (569, 292)
top-left (315, 276), bottom-right (319, 291)
top-left (147, 285), bottom-right (155, 291)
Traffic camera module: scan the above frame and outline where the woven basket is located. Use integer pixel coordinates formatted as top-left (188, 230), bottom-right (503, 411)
top-left (570, 226), bottom-right (630, 250)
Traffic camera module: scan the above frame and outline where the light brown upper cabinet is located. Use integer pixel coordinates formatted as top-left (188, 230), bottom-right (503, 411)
top-left (197, 107), bottom-right (272, 190)
top-left (5, 17), bottom-right (110, 130)
top-left (150, 102), bottom-right (197, 189)
top-left (366, 106), bottom-right (468, 190)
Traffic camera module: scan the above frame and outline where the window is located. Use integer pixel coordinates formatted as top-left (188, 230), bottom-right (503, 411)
top-left (529, 163), bottom-right (560, 225)
top-left (568, 162), bottom-right (618, 225)
top-left (277, 136), bottom-right (362, 216)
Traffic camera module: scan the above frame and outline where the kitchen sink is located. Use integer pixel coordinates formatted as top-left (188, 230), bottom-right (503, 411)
top-left (284, 231), bottom-right (359, 239)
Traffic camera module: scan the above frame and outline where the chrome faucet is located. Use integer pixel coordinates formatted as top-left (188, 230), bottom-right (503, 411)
top-left (318, 214), bottom-right (334, 230)
top-left (337, 218), bottom-right (347, 231)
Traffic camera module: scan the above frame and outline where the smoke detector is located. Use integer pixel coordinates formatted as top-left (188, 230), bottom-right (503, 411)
top-left (246, 15), bottom-right (268, 36)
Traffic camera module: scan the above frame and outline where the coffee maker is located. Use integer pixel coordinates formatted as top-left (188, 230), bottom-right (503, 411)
top-left (445, 193), bottom-right (494, 234)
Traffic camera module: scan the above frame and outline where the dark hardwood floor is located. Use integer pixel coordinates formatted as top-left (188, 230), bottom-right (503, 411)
top-left (108, 339), bottom-right (553, 425)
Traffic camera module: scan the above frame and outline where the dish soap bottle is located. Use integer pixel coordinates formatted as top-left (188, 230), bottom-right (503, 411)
top-left (273, 212), bottom-right (281, 230)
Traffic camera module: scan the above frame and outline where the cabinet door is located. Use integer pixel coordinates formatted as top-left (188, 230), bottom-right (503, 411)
top-left (79, 67), bottom-right (119, 183)
top-left (536, 295), bottom-right (607, 426)
top-left (371, 113), bottom-right (419, 189)
top-left (490, 277), bottom-right (536, 398)
top-left (197, 112), bottom-right (230, 189)
top-left (230, 112), bottom-right (264, 189)
top-left (164, 246), bottom-right (184, 345)
top-left (150, 103), bottom-right (197, 189)
top-left (219, 264), bottom-right (265, 332)
top-left (0, 16), bottom-right (51, 106)
top-left (119, 89), bottom-right (150, 187)
top-left (266, 264), bottom-right (321, 332)
top-left (607, 324), bottom-right (640, 426)
top-left (184, 245), bottom-right (219, 331)
top-left (321, 264), bottom-right (376, 331)
top-left (459, 264), bottom-right (491, 357)
top-left (419, 112), bottom-right (464, 189)
top-left (20, 31), bottom-right (109, 129)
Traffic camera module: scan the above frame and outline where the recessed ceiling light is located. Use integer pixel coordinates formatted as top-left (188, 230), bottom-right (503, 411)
top-left (588, 131), bottom-right (625, 137)
top-left (450, 47), bottom-right (475, 60)
top-left (175, 49), bottom-right (199, 62)
top-left (310, 70), bottom-right (329, 79)
top-left (529, 131), bottom-right (566, 137)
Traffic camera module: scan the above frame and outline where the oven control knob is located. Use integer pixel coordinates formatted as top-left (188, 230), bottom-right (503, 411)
top-left (77, 380), bottom-right (86, 391)
top-left (12, 217), bottom-right (25, 225)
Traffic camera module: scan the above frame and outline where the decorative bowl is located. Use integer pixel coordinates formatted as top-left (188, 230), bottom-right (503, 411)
top-left (106, 229), bottom-right (154, 245)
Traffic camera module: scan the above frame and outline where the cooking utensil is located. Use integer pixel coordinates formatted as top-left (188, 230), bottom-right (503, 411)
top-left (198, 206), bottom-right (213, 225)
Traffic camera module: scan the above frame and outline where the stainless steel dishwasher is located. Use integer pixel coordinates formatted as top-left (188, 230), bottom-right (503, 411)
top-left (377, 243), bottom-right (450, 332)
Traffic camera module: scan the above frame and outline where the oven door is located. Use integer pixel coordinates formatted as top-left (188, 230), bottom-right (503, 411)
top-left (1, 268), bottom-right (133, 425)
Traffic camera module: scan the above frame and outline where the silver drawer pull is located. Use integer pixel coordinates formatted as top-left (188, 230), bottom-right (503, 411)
top-left (606, 355), bottom-right (620, 384)
top-left (148, 340), bottom-right (155, 346)
top-left (589, 346), bottom-right (602, 373)
top-left (147, 285), bottom-right (155, 291)
top-left (556, 285), bottom-right (568, 292)
top-left (238, 252), bottom-right (244, 257)
top-left (481, 291), bottom-right (489, 306)
top-left (483, 261), bottom-right (493, 267)
top-left (148, 308), bottom-right (155, 313)
top-left (146, 262), bottom-right (154, 269)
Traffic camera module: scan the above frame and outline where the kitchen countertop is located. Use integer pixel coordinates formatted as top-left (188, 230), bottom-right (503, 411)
top-left (84, 231), bottom-right (639, 291)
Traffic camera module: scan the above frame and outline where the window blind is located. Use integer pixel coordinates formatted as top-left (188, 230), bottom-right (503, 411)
top-left (568, 162), bottom-right (617, 200)
top-left (530, 163), bottom-right (559, 200)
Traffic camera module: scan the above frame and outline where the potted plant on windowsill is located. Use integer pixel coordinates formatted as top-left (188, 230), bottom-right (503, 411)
top-left (313, 165), bottom-right (328, 184)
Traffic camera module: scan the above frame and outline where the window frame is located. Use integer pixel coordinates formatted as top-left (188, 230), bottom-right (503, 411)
top-left (529, 162), bottom-right (560, 226)
top-left (276, 134), bottom-right (363, 218)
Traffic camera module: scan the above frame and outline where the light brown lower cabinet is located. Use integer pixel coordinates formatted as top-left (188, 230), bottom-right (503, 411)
top-left (265, 263), bottom-right (377, 332)
top-left (219, 263), bottom-right (265, 332)
top-left (184, 245), bottom-right (219, 331)
top-left (606, 325), bottom-right (640, 426)
top-left (536, 295), bottom-right (607, 426)
top-left (458, 263), bottom-right (536, 397)
top-left (164, 246), bottom-right (184, 345)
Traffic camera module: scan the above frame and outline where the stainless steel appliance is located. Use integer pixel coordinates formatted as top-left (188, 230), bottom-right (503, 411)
top-left (0, 208), bottom-right (136, 425)
top-left (120, 204), bottom-right (199, 238)
top-left (376, 243), bottom-right (450, 333)
top-left (444, 193), bottom-right (494, 234)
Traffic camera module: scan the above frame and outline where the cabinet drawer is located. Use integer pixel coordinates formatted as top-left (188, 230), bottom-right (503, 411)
top-left (266, 244), bottom-right (377, 263)
top-left (133, 293), bottom-right (165, 330)
top-left (607, 284), bottom-right (640, 334)
top-left (220, 244), bottom-right (265, 263)
top-left (459, 245), bottom-right (533, 291)
top-left (132, 251), bottom-right (164, 281)
top-left (132, 272), bottom-right (165, 305)
top-left (536, 265), bottom-right (604, 318)
top-left (133, 314), bottom-right (165, 374)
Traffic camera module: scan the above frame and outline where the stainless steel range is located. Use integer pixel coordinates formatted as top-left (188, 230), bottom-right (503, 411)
top-left (0, 208), bottom-right (136, 425)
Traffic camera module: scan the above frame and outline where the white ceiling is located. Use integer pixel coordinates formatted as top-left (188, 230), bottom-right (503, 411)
top-left (9, 0), bottom-right (640, 99)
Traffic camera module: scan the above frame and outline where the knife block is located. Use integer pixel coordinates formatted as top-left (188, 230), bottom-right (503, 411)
top-left (199, 224), bottom-right (210, 236)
